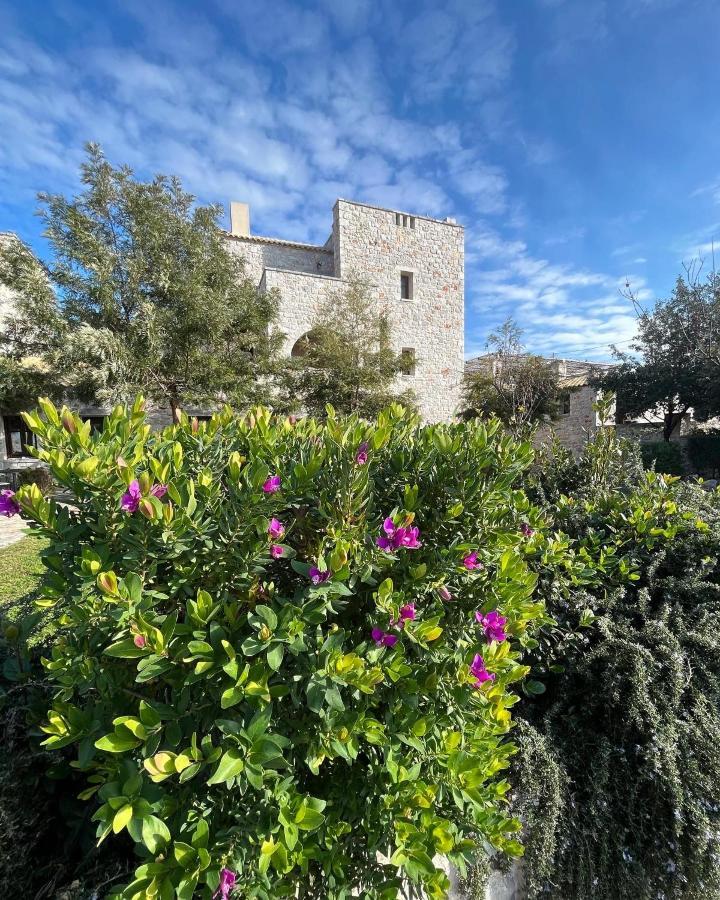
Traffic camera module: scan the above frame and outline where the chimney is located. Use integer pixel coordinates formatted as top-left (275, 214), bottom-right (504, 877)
top-left (230, 201), bottom-right (250, 237)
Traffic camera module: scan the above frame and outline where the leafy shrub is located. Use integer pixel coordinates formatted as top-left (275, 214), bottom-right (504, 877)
top-left (686, 430), bottom-right (720, 478)
top-left (640, 439), bottom-right (684, 476)
top-left (12, 398), bottom-right (549, 900)
top-left (517, 423), bottom-right (720, 899)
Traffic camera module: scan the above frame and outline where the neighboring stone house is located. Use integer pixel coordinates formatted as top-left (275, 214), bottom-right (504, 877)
top-left (0, 199), bottom-right (465, 461)
top-left (226, 198), bottom-right (465, 423)
top-left (464, 354), bottom-right (614, 455)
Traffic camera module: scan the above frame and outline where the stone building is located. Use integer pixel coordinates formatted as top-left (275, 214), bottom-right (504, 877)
top-left (0, 199), bottom-right (465, 462)
top-left (226, 198), bottom-right (465, 423)
top-left (464, 354), bottom-right (613, 454)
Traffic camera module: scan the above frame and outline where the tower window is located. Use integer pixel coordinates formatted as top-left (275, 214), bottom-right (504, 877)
top-left (401, 348), bottom-right (416, 377)
top-left (395, 212), bottom-right (416, 229)
top-left (400, 271), bottom-right (413, 300)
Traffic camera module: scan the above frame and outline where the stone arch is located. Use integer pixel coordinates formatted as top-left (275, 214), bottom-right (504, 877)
top-left (290, 330), bottom-right (320, 358)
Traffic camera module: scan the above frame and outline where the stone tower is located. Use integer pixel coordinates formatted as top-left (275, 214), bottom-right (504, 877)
top-left (226, 198), bottom-right (465, 422)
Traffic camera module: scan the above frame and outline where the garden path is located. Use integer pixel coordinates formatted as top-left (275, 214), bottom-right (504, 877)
top-left (0, 515), bottom-right (29, 549)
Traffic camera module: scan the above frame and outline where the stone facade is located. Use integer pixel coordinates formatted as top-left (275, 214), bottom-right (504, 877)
top-left (465, 355), bottom-right (611, 455)
top-left (228, 199), bottom-right (465, 423)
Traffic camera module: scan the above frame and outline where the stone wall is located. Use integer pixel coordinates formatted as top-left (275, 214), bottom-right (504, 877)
top-left (226, 235), bottom-right (335, 283)
top-left (332, 200), bottom-right (465, 423)
top-left (535, 384), bottom-right (600, 454)
top-left (0, 233), bottom-right (19, 332)
top-left (260, 267), bottom-right (346, 354)
top-left (228, 200), bottom-right (465, 423)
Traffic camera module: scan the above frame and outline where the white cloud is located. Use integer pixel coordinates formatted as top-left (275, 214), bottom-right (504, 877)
top-left (0, 2), bottom-right (646, 364)
top-left (466, 224), bottom-right (642, 360)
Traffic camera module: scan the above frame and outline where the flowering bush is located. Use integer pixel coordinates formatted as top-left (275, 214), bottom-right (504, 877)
top-left (12, 398), bottom-right (547, 899)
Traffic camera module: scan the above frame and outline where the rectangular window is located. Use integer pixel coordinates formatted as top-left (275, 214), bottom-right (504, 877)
top-left (400, 271), bottom-right (413, 300)
top-left (401, 347), bottom-right (416, 377)
top-left (395, 212), bottom-right (416, 229)
top-left (560, 391), bottom-right (571, 415)
top-left (3, 414), bottom-right (38, 458)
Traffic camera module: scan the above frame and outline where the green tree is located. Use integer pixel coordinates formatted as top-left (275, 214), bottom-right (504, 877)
top-left (0, 144), bottom-right (281, 421)
top-left (462, 319), bottom-right (561, 430)
top-left (282, 277), bottom-right (415, 418)
top-left (598, 270), bottom-right (720, 441)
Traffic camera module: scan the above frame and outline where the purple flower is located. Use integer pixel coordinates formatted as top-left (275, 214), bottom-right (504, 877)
top-left (121, 479), bottom-right (167, 513)
top-left (355, 441), bottom-right (369, 465)
top-left (309, 566), bottom-right (331, 585)
top-left (390, 603), bottom-right (417, 629)
top-left (371, 627), bottom-right (398, 648)
top-left (120, 480), bottom-right (142, 513)
top-left (213, 868), bottom-right (237, 900)
top-left (376, 517), bottom-right (422, 552)
top-left (133, 634), bottom-right (147, 648)
top-left (268, 517), bottom-right (285, 539)
top-left (399, 603), bottom-right (416, 622)
top-left (463, 551), bottom-right (483, 571)
top-left (270, 544), bottom-right (284, 559)
top-left (469, 653), bottom-right (495, 687)
top-left (0, 489), bottom-right (20, 518)
top-left (476, 609), bottom-right (507, 643)
top-left (436, 585), bottom-right (453, 602)
top-left (263, 475), bottom-right (281, 493)
top-left (520, 523), bottom-right (535, 538)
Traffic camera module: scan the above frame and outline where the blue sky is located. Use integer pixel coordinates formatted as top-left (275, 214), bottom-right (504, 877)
top-left (1, 0), bottom-right (719, 361)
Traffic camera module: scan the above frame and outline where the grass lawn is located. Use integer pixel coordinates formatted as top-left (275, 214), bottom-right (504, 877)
top-left (0, 534), bottom-right (51, 641)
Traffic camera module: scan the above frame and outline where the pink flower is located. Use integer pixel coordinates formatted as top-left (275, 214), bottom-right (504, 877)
top-left (121, 479), bottom-right (167, 513)
top-left (309, 566), bottom-right (331, 585)
top-left (120, 480), bottom-right (142, 513)
top-left (263, 475), bottom-right (281, 493)
top-left (463, 551), bottom-right (483, 570)
top-left (133, 634), bottom-right (147, 648)
top-left (469, 654), bottom-right (495, 687)
top-left (355, 441), bottom-right (369, 465)
top-left (436, 585), bottom-right (453, 602)
top-left (0, 489), bottom-right (20, 518)
top-left (476, 609), bottom-right (507, 643)
top-left (270, 544), bottom-right (284, 559)
top-left (371, 627), bottom-right (398, 648)
top-left (520, 523), bottom-right (535, 538)
top-left (213, 868), bottom-right (237, 900)
top-left (391, 603), bottom-right (417, 628)
top-left (268, 517), bottom-right (285, 539)
top-left (376, 517), bottom-right (422, 552)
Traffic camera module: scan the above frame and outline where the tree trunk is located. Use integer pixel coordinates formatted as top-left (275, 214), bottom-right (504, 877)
top-left (663, 410), bottom-right (684, 442)
top-left (169, 394), bottom-right (183, 425)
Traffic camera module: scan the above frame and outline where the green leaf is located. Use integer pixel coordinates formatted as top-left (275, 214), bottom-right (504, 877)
top-left (173, 841), bottom-right (197, 868)
top-left (104, 638), bottom-right (145, 658)
top-left (207, 749), bottom-right (245, 785)
top-left (141, 815), bottom-right (171, 854)
top-left (112, 804), bottom-right (133, 833)
top-left (220, 684), bottom-right (245, 709)
top-left (267, 643), bottom-right (284, 671)
top-left (255, 604), bottom-right (278, 630)
top-left (95, 733), bottom-right (141, 753)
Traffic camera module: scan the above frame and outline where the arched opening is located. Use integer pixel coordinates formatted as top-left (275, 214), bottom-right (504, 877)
top-left (290, 330), bottom-right (320, 358)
